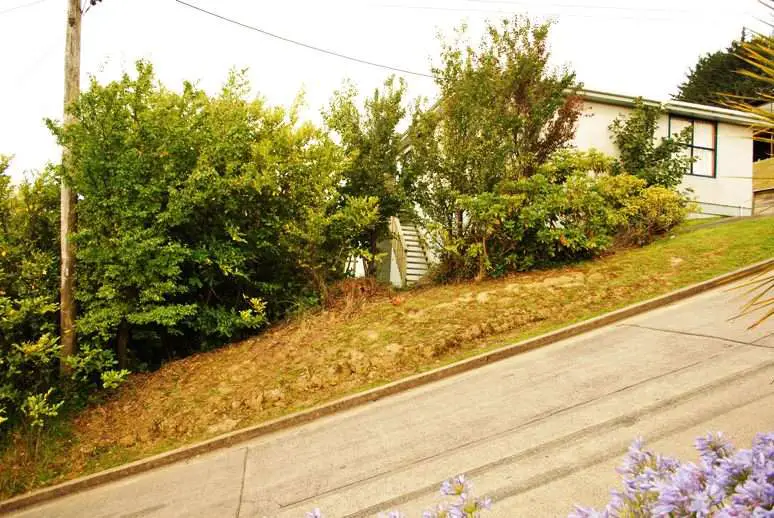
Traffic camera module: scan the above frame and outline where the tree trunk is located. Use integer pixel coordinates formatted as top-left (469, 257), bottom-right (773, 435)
top-left (477, 235), bottom-right (488, 281)
top-left (117, 319), bottom-right (129, 370)
top-left (366, 230), bottom-right (379, 277)
top-left (59, 0), bottom-right (82, 374)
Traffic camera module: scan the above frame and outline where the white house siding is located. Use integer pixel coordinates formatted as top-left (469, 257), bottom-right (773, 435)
top-left (571, 100), bottom-right (754, 217)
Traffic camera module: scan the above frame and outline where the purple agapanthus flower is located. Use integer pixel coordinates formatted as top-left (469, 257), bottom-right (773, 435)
top-left (696, 432), bottom-right (736, 467)
top-left (441, 474), bottom-right (472, 497)
top-left (570, 432), bottom-right (774, 518)
top-left (423, 502), bottom-right (452, 518)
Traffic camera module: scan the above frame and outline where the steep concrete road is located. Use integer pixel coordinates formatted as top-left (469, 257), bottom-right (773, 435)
top-left (9, 280), bottom-right (774, 518)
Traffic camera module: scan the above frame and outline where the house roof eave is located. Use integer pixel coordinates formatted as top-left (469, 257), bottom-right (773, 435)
top-left (577, 88), bottom-right (764, 126)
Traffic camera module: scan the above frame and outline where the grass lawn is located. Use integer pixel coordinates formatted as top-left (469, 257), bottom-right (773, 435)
top-left (1, 216), bottom-right (773, 499)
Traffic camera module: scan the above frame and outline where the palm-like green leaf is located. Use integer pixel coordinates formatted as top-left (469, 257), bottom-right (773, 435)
top-left (728, 31), bottom-right (774, 327)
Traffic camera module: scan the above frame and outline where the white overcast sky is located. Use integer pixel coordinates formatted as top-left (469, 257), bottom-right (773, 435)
top-left (0, 0), bottom-right (770, 179)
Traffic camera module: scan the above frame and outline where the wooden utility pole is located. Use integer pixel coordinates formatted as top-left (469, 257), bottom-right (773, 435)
top-left (60, 0), bottom-right (82, 373)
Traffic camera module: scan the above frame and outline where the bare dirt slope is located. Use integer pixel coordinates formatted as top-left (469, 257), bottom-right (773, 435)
top-left (2, 216), bottom-right (773, 498)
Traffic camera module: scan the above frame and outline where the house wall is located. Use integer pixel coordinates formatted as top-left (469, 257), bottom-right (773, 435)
top-left (571, 100), bottom-right (754, 217)
top-left (376, 239), bottom-right (403, 287)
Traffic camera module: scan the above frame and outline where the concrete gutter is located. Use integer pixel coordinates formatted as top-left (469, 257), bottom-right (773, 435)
top-left (1, 257), bottom-right (773, 515)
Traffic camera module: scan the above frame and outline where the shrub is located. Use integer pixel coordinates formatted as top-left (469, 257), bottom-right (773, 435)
top-left (622, 186), bottom-right (691, 245)
top-left (0, 158), bottom-right (126, 440)
top-left (47, 62), bottom-right (377, 369)
top-left (100, 369), bottom-right (130, 390)
top-left (570, 432), bottom-right (774, 517)
top-left (429, 161), bottom-right (688, 280)
top-left (0, 333), bottom-right (61, 430)
top-left (597, 174), bottom-right (690, 246)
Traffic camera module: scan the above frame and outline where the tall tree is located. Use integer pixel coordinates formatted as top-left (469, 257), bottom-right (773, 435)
top-left (405, 16), bottom-right (582, 252)
top-left (323, 76), bottom-right (411, 277)
top-left (675, 36), bottom-right (772, 107)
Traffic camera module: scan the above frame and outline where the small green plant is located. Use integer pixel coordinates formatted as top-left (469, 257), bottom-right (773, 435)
top-left (21, 390), bottom-right (63, 430)
top-left (65, 344), bottom-right (120, 386)
top-left (21, 389), bottom-right (64, 458)
top-left (100, 369), bottom-right (130, 390)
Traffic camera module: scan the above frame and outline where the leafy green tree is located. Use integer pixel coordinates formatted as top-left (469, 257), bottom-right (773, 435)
top-left (404, 16), bottom-right (583, 277)
top-left (609, 99), bottom-right (694, 189)
top-left (675, 37), bottom-right (773, 107)
top-left (323, 76), bottom-right (412, 276)
top-left (0, 158), bottom-right (75, 435)
top-left (48, 62), bottom-right (373, 368)
top-left (0, 158), bottom-right (60, 341)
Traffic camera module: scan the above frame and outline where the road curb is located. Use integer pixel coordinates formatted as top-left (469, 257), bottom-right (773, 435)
top-left (2, 257), bottom-right (772, 514)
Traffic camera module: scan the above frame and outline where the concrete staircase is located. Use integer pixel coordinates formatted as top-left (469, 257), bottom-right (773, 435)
top-left (400, 221), bottom-right (430, 286)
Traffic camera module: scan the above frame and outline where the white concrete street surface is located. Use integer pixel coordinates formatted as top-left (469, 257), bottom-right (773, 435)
top-left (8, 279), bottom-right (774, 518)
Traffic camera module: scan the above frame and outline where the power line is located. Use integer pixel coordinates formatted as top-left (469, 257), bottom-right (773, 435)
top-left (0, 0), bottom-right (52, 16)
top-left (81, 0), bottom-right (102, 16)
top-left (174, 0), bottom-right (434, 78)
top-left (465, 0), bottom-right (699, 15)
top-left (372, 2), bottom-right (749, 23)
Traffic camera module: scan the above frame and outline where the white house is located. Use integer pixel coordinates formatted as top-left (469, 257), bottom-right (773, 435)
top-left (574, 89), bottom-right (758, 217)
top-left (379, 90), bottom-right (761, 287)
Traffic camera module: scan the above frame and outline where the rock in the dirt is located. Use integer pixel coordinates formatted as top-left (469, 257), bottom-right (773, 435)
top-left (464, 324), bottom-right (484, 340)
top-left (476, 292), bottom-right (491, 303)
top-left (207, 418), bottom-right (238, 435)
top-left (296, 374), bottom-right (324, 392)
top-left (118, 435), bottom-right (136, 447)
top-left (347, 350), bottom-right (371, 375)
top-left (384, 343), bottom-right (403, 355)
top-left (246, 393), bottom-right (264, 411)
top-left (360, 330), bottom-right (380, 343)
top-left (542, 274), bottom-right (585, 287)
top-left (264, 388), bottom-right (285, 403)
top-left (216, 384), bottom-right (235, 396)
